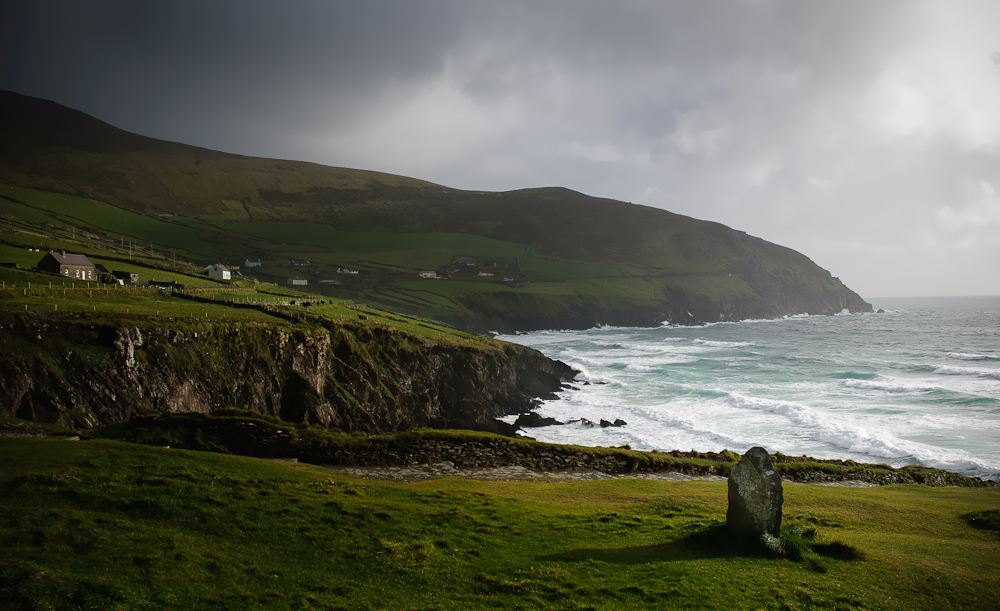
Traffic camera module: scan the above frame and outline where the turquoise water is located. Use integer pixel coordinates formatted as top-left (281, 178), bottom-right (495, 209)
top-left (499, 296), bottom-right (1000, 479)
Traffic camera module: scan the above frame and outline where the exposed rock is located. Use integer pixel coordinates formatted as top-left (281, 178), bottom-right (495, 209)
top-left (514, 412), bottom-right (564, 428)
top-left (599, 418), bottom-right (628, 428)
top-left (0, 318), bottom-right (576, 434)
top-left (727, 446), bottom-right (783, 537)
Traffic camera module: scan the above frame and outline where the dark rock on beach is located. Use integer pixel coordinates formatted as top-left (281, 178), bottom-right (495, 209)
top-left (514, 412), bottom-right (564, 428)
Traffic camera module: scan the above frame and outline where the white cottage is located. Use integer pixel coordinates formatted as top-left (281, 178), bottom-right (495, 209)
top-left (205, 263), bottom-right (231, 280)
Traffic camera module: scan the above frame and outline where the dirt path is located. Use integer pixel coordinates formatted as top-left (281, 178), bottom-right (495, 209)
top-left (324, 460), bottom-right (877, 487)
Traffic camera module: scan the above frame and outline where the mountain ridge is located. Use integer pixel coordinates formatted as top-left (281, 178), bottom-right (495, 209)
top-left (0, 90), bottom-right (871, 331)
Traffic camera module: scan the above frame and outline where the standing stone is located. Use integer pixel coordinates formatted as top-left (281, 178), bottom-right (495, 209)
top-left (727, 446), bottom-right (783, 537)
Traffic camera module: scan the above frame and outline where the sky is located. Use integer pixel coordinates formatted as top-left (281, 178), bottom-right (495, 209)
top-left (2, 0), bottom-right (999, 299)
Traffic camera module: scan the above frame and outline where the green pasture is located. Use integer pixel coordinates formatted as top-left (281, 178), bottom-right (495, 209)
top-left (0, 263), bottom-right (486, 345)
top-left (223, 221), bottom-right (529, 259)
top-left (0, 285), bottom-right (284, 323)
top-left (660, 274), bottom-right (757, 300)
top-left (519, 256), bottom-right (631, 283)
top-left (0, 244), bottom-right (222, 289)
top-left (0, 184), bottom-right (224, 259)
top-left (2, 184), bottom-right (804, 329)
top-left (1, 437), bottom-right (996, 610)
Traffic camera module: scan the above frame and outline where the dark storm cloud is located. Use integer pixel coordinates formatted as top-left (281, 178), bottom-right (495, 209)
top-left (2, 1), bottom-right (999, 297)
top-left (2, 0), bottom-right (465, 149)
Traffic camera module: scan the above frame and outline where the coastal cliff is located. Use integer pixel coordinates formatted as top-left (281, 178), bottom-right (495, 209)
top-left (0, 317), bottom-right (575, 432)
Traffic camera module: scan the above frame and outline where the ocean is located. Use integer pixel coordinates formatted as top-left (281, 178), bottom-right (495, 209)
top-left (498, 296), bottom-right (1000, 480)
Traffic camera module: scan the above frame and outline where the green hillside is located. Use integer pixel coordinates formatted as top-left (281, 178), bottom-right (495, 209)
top-left (0, 91), bottom-right (871, 332)
top-left (2, 436), bottom-right (997, 610)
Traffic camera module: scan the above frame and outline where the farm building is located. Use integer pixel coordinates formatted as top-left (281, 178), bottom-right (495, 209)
top-left (337, 267), bottom-right (359, 274)
top-left (149, 280), bottom-right (183, 292)
top-left (287, 277), bottom-right (309, 286)
top-left (37, 251), bottom-right (97, 280)
top-left (419, 271), bottom-right (439, 279)
top-left (244, 259), bottom-right (262, 268)
top-left (205, 264), bottom-right (231, 280)
top-left (112, 270), bottom-right (139, 285)
top-left (289, 259), bottom-right (311, 267)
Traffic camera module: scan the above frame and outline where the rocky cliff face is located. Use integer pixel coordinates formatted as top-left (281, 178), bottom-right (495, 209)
top-left (0, 318), bottom-right (575, 432)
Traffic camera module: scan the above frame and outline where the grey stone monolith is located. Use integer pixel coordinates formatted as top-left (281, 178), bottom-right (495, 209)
top-left (727, 446), bottom-right (783, 537)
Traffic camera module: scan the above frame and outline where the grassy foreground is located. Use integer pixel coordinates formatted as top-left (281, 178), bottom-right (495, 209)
top-left (1, 438), bottom-right (997, 610)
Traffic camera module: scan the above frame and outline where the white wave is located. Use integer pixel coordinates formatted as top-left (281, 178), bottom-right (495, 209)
top-left (840, 378), bottom-right (937, 394)
top-left (949, 353), bottom-right (990, 361)
top-left (723, 393), bottom-right (999, 477)
top-left (624, 364), bottom-right (660, 373)
top-left (591, 340), bottom-right (672, 354)
top-left (933, 365), bottom-right (1000, 380)
top-left (566, 355), bottom-right (614, 369)
top-left (662, 337), bottom-right (686, 342)
top-left (725, 394), bottom-right (914, 458)
top-left (693, 339), bottom-right (753, 348)
top-left (557, 359), bottom-right (604, 384)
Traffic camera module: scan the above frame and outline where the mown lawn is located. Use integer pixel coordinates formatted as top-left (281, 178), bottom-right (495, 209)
top-left (1, 437), bottom-right (996, 610)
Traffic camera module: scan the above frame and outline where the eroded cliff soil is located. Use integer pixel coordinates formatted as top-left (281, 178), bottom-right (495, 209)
top-left (0, 317), bottom-right (574, 432)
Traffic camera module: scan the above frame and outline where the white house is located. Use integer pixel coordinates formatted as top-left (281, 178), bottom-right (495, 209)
top-left (205, 263), bottom-right (231, 280)
top-left (287, 277), bottom-right (309, 286)
top-left (419, 271), bottom-right (439, 279)
top-left (245, 259), bottom-right (262, 268)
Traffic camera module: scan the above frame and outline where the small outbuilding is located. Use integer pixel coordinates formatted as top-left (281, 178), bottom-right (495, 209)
top-left (287, 277), bottom-right (309, 286)
top-left (112, 270), bottom-right (139, 285)
top-left (37, 250), bottom-right (97, 280)
top-left (205, 263), bottom-right (231, 280)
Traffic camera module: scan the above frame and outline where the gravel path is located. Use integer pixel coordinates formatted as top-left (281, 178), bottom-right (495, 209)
top-left (324, 460), bottom-right (876, 486)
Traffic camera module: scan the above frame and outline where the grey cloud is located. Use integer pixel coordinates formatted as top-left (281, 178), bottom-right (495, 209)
top-left (3, 0), bottom-right (1000, 297)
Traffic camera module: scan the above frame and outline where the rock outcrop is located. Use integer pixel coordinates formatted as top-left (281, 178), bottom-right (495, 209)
top-left (727, 447), bottom-right (784, 536)
top-left (0, 317), bottom-right (575, 433)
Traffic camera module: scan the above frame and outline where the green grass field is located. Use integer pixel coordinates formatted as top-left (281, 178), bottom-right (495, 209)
top-left (1, 437), bottom-right (997, 610)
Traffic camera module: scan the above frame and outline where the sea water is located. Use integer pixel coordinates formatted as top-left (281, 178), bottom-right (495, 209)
top-left (498, 296), bottom-right (1000, 480)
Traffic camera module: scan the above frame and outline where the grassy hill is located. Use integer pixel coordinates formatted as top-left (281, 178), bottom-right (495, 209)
top-left (0, 90), bottom-right (870, 332)
top-left (1, 436), bottom-right (997, 610)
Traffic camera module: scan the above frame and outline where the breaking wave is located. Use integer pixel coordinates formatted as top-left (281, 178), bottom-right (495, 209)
top-left (693, 339), bottom-right (753, 348)
top-left (933, 365), bottom-right (1000, 380)
top-left (840, 378), bottom-right (938, 394)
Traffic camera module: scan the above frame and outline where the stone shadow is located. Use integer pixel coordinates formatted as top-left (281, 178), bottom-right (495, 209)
top-left (538, 523), bottom-right (774, 565)
top-left (539, 523), bottom-right (864, 565)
